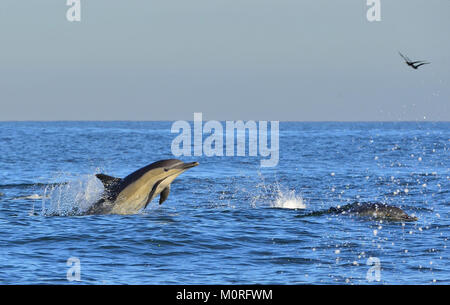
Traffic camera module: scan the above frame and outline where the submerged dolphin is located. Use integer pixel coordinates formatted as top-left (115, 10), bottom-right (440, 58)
top-left (86, 159), bottom-right (198, 215)
top-left (298, 202), bottom-right (417, 222)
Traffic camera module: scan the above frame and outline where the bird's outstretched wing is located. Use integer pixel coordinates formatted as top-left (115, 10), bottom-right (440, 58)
top-left (399, 52), bottom-right (410, 62)
top-left (413, 62), bottom-right (430, 69)
top-left (410, 60), bottom-right (426, 64)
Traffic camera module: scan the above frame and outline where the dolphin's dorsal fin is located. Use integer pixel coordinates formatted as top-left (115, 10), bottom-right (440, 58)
top-left (159, 185), bottom-right (170, 205)
top-left (95, 174), bottom-right (121, 189)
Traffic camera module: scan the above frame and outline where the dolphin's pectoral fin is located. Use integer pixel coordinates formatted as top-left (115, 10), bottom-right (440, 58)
top-left (159, 185), bottom-right (170, 205)
top-left (95, 174), bottom-right (122, 189)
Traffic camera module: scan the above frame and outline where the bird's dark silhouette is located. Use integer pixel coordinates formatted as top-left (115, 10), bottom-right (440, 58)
top-left (399, 52), bottom-right (430, 70)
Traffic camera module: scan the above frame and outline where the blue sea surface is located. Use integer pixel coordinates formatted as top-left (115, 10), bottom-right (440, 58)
top-left (0, 121), bottom-right (448, 284)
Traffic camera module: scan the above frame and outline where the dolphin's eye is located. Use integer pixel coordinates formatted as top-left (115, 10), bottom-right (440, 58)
top-left (164, 168), bottom-right (169, 172)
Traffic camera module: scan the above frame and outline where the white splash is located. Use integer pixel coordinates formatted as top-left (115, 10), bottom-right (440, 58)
top-left (41, 172), bottom-right (103, 216)
top-left (249, 173), bottom-right (306, 210)
top-left (271, 188), bottom-right (307, 210)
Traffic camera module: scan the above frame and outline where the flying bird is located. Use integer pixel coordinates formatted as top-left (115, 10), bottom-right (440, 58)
top-left (399, 52), bottom-right (430, 70)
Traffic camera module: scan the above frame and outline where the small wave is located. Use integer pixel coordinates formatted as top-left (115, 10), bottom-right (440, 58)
top-left (0, 182), bottom-right (65, 190)
top-left (13, 194), bottom-right (48, 200)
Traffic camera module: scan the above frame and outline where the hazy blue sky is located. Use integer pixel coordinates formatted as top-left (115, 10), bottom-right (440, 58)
top-left (0, 0), bottom-right (449, 121)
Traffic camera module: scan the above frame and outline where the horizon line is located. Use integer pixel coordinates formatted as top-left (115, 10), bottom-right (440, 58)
top-left (0, 120), bottom-right (448, 123)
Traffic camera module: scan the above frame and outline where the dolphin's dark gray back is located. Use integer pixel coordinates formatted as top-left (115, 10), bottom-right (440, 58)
top-left (296, 202), bottom-right (417, 222)
top-left (117, 159), bottom-right (184, 192)
top-left (95, 174), bottom-right (122, 201)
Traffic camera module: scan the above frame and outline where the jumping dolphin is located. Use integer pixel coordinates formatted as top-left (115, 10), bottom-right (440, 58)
top-left (399, 52), bottom-right (430, 70)
top-left (297, 202), bottom-right (417, 222)
top-left (86, 159), bottom-right (199, 215)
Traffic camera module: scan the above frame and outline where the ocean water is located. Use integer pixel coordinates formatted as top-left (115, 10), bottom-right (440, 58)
top-left (0, 121), bottom-right (448, 284)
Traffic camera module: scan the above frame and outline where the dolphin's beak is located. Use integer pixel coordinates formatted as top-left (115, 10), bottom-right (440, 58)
top-left (181, 161), bottom-right (199, 170)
